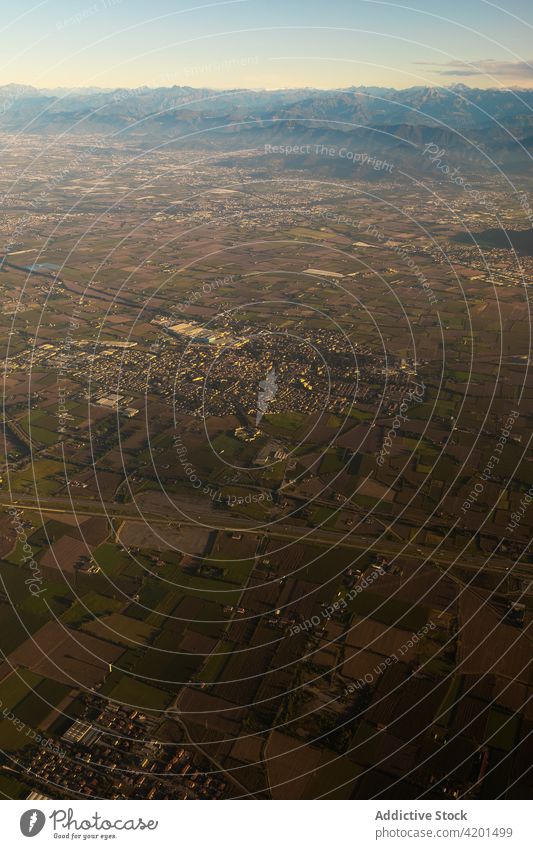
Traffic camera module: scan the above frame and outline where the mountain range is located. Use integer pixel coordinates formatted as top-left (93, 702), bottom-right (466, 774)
top-left (1, 83), bottom-right (532, 174)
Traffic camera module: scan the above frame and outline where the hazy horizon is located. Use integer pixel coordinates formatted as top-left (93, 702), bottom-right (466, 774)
top-left (3, 81), bottom-right (533, 93)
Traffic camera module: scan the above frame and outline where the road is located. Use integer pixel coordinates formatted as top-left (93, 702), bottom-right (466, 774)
top-left (1, 493), bottom-right (530, 580)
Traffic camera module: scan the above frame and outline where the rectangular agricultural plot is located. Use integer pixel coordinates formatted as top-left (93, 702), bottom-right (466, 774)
top-left (93, 543), bottom-right (132, 577)
top-left (132, 634), bottom-right (206, 686)
top-left (265, 731), bottom-right (323, 800)
top-left (8, 621), bottom-right (124, 688)
top-left (344, 616), bottom-right (419, 660)
top-left (60, 591), bottom-right (123, 628)
top-left (346, 591), bottom-right (429, 632)
top-left (342, 648), bottom-right (388, 681)
top-left (8, 676), bottom-right (73, 730)
top-left (39, 535), bottom-right (91, 573)
top-left (80, 613), bottom-right (158, 647)
top-left (457, 590), bottom-right (532, 684)
top-left (118, 520), bottom-right (185, 551)
top-left (106, 675), bottom-right (172, 712)
top-left (0, 669), bottom-right (43, 711)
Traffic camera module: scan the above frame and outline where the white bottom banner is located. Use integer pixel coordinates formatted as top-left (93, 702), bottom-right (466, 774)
top-left (2, 799), bottom-right (529, 848)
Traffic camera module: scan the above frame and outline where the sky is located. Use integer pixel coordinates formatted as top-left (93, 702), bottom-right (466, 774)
top-left (1, 0), bottom-right (532, 91)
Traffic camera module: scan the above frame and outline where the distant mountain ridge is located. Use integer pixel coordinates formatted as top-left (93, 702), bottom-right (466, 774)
top-left (1, 83), bottom-right (531, 174)
top-left (2, 83), bottom-right (533, 130)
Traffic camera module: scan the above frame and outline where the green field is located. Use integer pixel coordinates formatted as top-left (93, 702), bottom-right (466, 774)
top-left (107, 675), bottom-right (173, 711)
top-left (347, 591), bottom-right (429, 632)
top-left (0, 669), bottom-right (43, 711)
top-left (60, 591), bottom-right (123, 628)
top-left (93, 543), bottom-right (132, 578)
top-left (198, 641), bottom-right (235, 684)
top-left (14, 677), bottom-right (72, 727)
top-left (486, 707), bottom-right (520, 751)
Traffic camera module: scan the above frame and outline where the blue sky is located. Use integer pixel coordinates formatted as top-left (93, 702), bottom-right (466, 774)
top-left (2, 0), bottom-right (532, 90)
